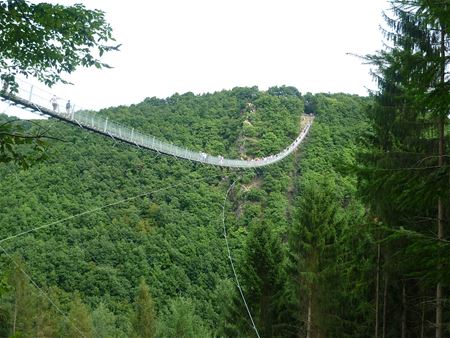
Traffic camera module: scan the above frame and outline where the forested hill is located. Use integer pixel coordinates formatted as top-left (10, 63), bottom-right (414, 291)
top-left (99, 86), bottom-right (302, 158)
top-left (0, 88), bottom-right (371, 337)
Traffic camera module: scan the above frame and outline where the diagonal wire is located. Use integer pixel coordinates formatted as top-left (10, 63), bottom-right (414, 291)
top-left (0, 245), bottom-right (87, 338)
top-left (221, 179), bottom-right (261, 338)
top-left (0, 176), bottom-right (210, 244)
top-left (0, 175), bottom-right (216, 337)
top-left (0, 175), bottom-right (219, 338)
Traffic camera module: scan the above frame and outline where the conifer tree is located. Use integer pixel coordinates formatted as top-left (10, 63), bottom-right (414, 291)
top-left (360, 1), bottom-right (449, 336)
top-left (92, 302), bottom-right (118, 338)
top-left (6, 258), bottom-right (34, 337)
top-left (33, 296), bottom-right (58, 338)
top-left (156, 297), bottom-right (210, 338)
top-left (64, 294), bottom-right (94, 338)
top-left (288, 178), bottom-right (339, 338)
top-left (225, 220), bottom-right (288, 337)
top-left (132, 278), bottom-right (157, 338)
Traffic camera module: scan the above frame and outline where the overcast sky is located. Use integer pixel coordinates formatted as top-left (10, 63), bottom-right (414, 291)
top-left (3, 0), bottom-right (390, 119)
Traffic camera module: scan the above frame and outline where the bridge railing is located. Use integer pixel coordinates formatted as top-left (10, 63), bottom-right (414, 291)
top-left (2, 78), bottom-right (313, 168)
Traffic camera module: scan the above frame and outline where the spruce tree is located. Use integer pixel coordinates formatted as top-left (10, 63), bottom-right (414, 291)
top-left (225, 220), bottom-right (288, 337)
top-left (156, 297), bottom-right (210, 338)
top-left (360, 1), bottom-right (449, 336)
top-left (288, 178), bottom-right (339, 338)
top-left (64, 294), bottom-right (94, 338)
top-left (33, 296), bottom-right (58, 338)
top-left (132, 278), bottom-right (157, 338)
top-left (6, 258), bottom-right (35, 337)
top-left (92, 302), bottom-right (118, 338)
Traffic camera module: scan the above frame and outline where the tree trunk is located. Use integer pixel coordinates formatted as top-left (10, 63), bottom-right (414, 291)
top-left (306, 296), bottom-right (312, 338)
top-left (375, 243), bottom-right (380, 338)
top-left (382, 276), bottom-right (388, 338)
top-left (436, 280), bottom-right (442, 338)
top-left (375, 243), bottom-right (381, 338)
top-left (421, 298), bottom-right (425, 338)
top-left (436, 115), bottom-right (444, 338)
top-left (435, 26), bottom-right (446, 338)
top-left (13, 296), bottom-right (18, 335)
top-left (401, 283), bottom-right (406, 338)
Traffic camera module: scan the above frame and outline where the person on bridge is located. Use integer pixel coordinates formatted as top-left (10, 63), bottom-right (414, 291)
top-left (50, 95), bottom-right (58, 112)
top-left (66, 100), bottom-right (71, 115)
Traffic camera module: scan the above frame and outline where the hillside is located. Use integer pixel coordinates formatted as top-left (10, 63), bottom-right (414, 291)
top-left (0, 88), bottom-right (370, 337)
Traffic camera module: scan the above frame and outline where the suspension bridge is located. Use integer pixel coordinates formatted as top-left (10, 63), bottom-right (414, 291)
top-left (0, 78), bottom-right (313, 168)
top-left (0, 79), bottom-right (316, 337)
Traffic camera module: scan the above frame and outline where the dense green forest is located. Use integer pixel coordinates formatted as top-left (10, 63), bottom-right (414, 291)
top-left (0, 0), bottom-right (449, 337)
top-left (0, 87), bottom-right (374, 337)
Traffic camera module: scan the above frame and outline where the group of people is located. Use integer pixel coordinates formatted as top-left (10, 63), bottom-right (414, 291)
top-left (242, 123), bottom-right (312, 164)
top-left (196, 124), bottom-right (311, 166)
top-left (50, 95), bottom-right (72, 115)
top-left (1, 82), bottom-right (74, 118)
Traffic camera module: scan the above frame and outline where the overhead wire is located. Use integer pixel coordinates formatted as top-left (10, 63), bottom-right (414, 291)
top-left (221, 179), bottom-right (261, 338)
top-left (0, 168), bottom-right (221, 338)
top-left (0, 175), bottom-right (216, 336)
top-left (1, 78), bottom-right (310, 337)
top-left (0, 176), bottom-right (210, 244)
top-left (0, 245), bottom-right (88, 338)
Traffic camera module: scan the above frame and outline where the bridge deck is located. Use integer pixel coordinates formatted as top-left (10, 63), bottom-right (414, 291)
top-left (1, 86), bottom-right (312, 168)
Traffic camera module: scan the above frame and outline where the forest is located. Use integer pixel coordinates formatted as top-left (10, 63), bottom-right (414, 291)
top-left (0, 0), bottom-right (449, 337)
top-left (0, 87), bottom-right (373, 337)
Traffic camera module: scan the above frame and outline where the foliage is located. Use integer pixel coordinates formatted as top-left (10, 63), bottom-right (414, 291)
top-left (92, 302), bottom-right (121, 338)
top-left (358, 1), bottom-right (450, 336)
top-left (0, 88), bottom-right (373, 336)
top-left (0, 0), bottom-right (118, 88)
top-left (224, 221), bottom-right (288, 338)
top-left (0, 118), bottom-right (49, 169)
top-left (0, 0), bottom-right (118, 168)
top-left (156, 297), bottom-right (211, 338)
top-left (64, 294), bottom-right (93, 337)
top-left (288, 93), bottom-right (374, 337)
top-left (0, 86), bottom-right (306, 335)
top-left (289, 178), bottom-right (340, 337)
top-left (132, 278), bottom-right (156, 338)
top-left (0, 5), bottom-right (390, 338)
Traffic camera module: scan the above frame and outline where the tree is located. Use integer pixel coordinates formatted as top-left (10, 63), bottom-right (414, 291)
top-left (92, 302), bottom-right (119, 338)
top-left (288, 178), bottom-right (340, 338)
top-left (64, 294), bottom-right (94, 338)
top-left (267, 85), bottom-right (301, 98)
top-left (0, 0), bottom-right (118, 167)
top-left (156, 297), bottom-right (210, 338)
top-left (224, 220), bottom-right (289, 338)
top-left (0, 0), bottom-right (118, 88)
top-left (360, 1), bottom-right (450, 336)
top-left (5, 257), bottom-right (35, 337)
top-left (132, 278), bottom-right (157, 338)
top-left (303, 92), bottom-right (317, 115)
top-left (0, 273), bottom-right (10, 337)
top-left (0, 117), bottom-right (50, 169)
top-left (0, 85), bottom-right (315, 337)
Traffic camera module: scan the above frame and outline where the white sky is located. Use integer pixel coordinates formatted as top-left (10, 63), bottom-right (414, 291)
top-left (2, 0), bottom-right (390, 119)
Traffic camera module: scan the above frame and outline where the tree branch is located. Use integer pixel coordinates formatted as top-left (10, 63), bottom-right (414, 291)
top-left (0, 132), bottom-right (66, 142)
